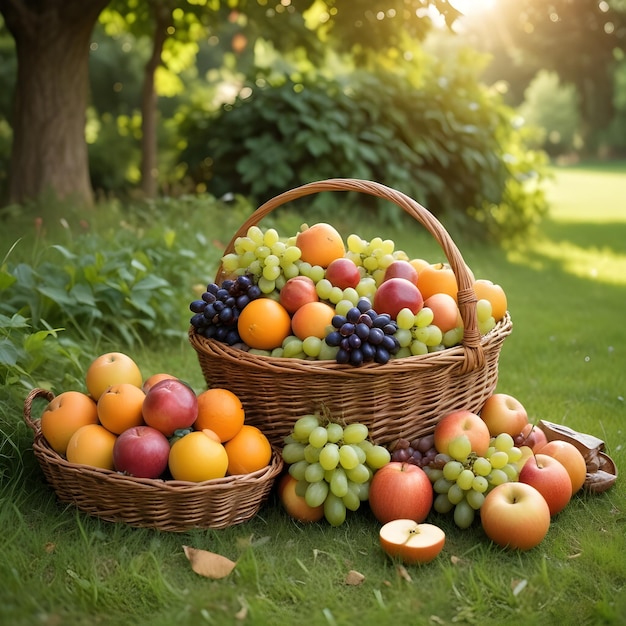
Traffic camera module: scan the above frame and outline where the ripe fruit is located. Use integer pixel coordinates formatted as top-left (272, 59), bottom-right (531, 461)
top-left (539, 440), bottom-right (587, 494)
top-left (515, 423), bottom-right (548, 452)
top-left (142, 378), bottom-right (198, 437)
top-left (373, 277), bottom-right (424, 320)
top-left (279, 276), bottom-right (319, 314)
top-left (278, 474), bottom-right (325, 523)
top-left (237, 297), bottom-right (292, 350)
top-left (480, 482), bottom-right (551, 550)
top-left (325, 257), bottom-right (361, 289)
top-left (85, 352), bottom-right (143, 401)
top-left (168, 430), bottom-right (229, 481)
top-left (434, 410), bottom-right (491, 458)
top-left (382, 260), bottom-right (419, 286)
top-left (40, 391), bottom-right (98, 455)
top-left (368, 462), bottom-right (433, 524)
top-left (96, 383), bottom-right (146, 435)
top-left (518, 453), bottom-right (573, 515)
top-left (194, 388), bottom-right (245, 442)
top-left (142, 373), bottom-right (178, 393)
top-left (291, 300), bottom-right (335, 340)
top-left (224, 425), bottom-right (272, 475)
top-left (416, 263), bottom-right (458, 301)
top-left (480, 393), bottom-right (529, 437)
top-left (112, 426), bottom-right (170, 478)
top-left (472, 279), bottom-right (507, 321)
top-left (379, 520), bottom-right (445, 564)
top-left (296, 222), bottom-right (346, 268)
top-left (423, 293), bottom-right (461, 333)
top-left (65, 424), bottom-right (117, 470)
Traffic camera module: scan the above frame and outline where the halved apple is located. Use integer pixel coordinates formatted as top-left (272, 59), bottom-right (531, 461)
top-left (379, 519), bottom-right (445, 564)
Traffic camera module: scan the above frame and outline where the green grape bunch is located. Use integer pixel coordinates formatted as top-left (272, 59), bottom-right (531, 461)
top-left (281, 413), bottom-right (391, 526)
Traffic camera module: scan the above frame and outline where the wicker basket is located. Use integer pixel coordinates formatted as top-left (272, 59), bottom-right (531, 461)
top-left (24, 388), bottom-right (283, 532)
top-left (190, 179), bottom-right (513, 448)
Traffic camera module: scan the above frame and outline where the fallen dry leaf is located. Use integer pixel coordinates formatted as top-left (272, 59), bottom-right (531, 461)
top-left (396, 564), bottom-right (412, 582)
top-left (183, 545), bottom-right (237, 579)
top-left (345, 570), bottom-right (365, 586)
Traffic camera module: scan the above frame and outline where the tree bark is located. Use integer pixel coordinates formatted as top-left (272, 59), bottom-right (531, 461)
top-left (140, 3), bottom-right (173, 199)
top-left (0, 0), bottom-right (109, 206)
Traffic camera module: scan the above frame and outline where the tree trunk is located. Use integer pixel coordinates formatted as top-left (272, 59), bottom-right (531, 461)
top-left (0, 0), bottom-right (109, 206)
top-left (140, 3), bottom-right (173, 199)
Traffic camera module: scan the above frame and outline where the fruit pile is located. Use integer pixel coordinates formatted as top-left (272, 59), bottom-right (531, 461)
top-left (39, 352), bottom-right (273, 482)
top-left (190, 222), bottom-right (507, 365)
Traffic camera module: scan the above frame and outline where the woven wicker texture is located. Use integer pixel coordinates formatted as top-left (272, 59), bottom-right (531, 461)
top-left (24, 388), bottom-right (283, 531)
top-left (190, 179), bottom-right (513, 447)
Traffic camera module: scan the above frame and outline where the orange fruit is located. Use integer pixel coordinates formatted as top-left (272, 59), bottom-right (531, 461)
top-left (224, 425), bottom-right (272, 475)
top-left (291, 301), bottom-right (335, 340)
top-left (194, 388), bottom-right (245, 442)
top-left (237, 298), bottom-right (292, 350)
top-left (65, 424), bottom-right (117, 470)
top-left (423, 293), bottom-right (462, 333)
top-left (96, 383), bottom-right (146, 434)
top-left (168, 430), bottom-right (229, 482)
top-left (409, 258), bottom-right (430, 275)
top-left (40, 391), bottom-right (99, 455)
top-left (295, 223), bottom-right (346, 268)
top-left (416, 263), bottom-right (459, 301)
top-left (472, 279), bottom-right (508, 321)
top-left (85, 352), bottom-right (143, 401)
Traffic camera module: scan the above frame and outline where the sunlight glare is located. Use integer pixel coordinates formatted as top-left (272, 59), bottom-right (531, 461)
top-left (450, 0), bottom-right (497, 15)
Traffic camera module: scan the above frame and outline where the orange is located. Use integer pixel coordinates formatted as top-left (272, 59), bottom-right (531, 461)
top-left (472, 279), bottom-right (508, 321)
top-left (416, 263), bottom-right (459, 301)
top-left (85, 352), bottom-right (143, 401)
top-left (168, 430), bottom-right (229, 482)
top-left (291, 300), bottom-right (335, 340)
top-left (295, 223), bottom-right (346, 268)
top-left (224, 425), bottom-right (272, 475)
top-left (65, 424), bottom-right (117, 470)
top-left (40, 391), bottom-right (99, 455)
top-left (194, 388), bottom-right (245, 442)
top-left (96, 383), bottom-right (146, 434)
top-left (237, 297), bottom-right (292, 350)
top-left (409, 258), bottom-right (430, 275)
top-left (423, 293), bottom-right (462, 333)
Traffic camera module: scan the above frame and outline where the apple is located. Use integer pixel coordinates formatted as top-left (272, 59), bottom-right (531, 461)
top-left (514, 423), bottom-right (548, 452)
top-left (112, 425), bottom-right (171, 479)
top-left (518, 453), bottom-right (572, 516)
top-left (368, 462), bottom-right (433, 524)
top-left (480, 393), bottom-right (529, 437)
top-left (383, 260), bottom-right (419, 286)
top-left (142, 378), bottom-right (198, 437)
top-left (379, 519), bottom-right (445, 564)
top-left (434, 410), bottom-right (491, 457)
top-left (279, 276), bottom-right (319, 314)
top-left (539, 440), bottom-right (587, 494)
top-left (480, 482), bottom-right (551, 550)
top-left (423, 293), bottom-right (462, 333)
top-left (142, 372), bottom-right (178, 393)
top-left (277, 474), bottom-right (325, 523)
top-left (373, 277), bottom-right (424, 320)
top-left (85, 352), bottom-right (143, 401)
top-left (514, 445), bottom-right (535, 472)
top-left (325, 258), bottom-right (361, 290)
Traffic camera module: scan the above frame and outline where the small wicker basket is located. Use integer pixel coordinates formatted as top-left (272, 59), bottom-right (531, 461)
top-left (190, 179), bottom-right (513, 447)
top-left (24, 388), bottom-right (283, 531)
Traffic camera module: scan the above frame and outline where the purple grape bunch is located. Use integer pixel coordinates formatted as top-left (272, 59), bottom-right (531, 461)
top-left (390, 433), bottom-right (437, 468)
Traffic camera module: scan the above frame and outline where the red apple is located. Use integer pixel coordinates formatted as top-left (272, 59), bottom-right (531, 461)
top-left (539, 440), bottom-right (587, 494)
top-left (142, 372), bottom-right (178, 393)
top-left (515, 423), bottom-right (548, 452)
top-left (325, 258), bottom-right (361, 290)
top-left (434, 410), bottom-right (491, 457)
top-left (480, 393), bottom-right (529, 437)
top-left (277, 474), bottom-right (324, 523)
top-left (423, 293), bottom-right (462, 333)
top-left (379, 519), bottom-right (445, 564)
top-left (518, 453), bottom-right (572, 516)
top-left (112, 425), bottom-right (171, 478)
top-left (279, 276), bottom-right (319, 314)
top-left (383, 260), bottom-right (419, 286)
top-left (480, 482), bottom-right (551, 550)
top-left (142, 378), bottom-right (198, 437)
top-left (373, 277), bottom-right (424, 320)
top-left (368, 462), bottom-right (433, 524)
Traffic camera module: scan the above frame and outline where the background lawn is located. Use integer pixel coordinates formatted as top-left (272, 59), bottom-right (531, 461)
top-left (1, 164), bottom-right (624, 626)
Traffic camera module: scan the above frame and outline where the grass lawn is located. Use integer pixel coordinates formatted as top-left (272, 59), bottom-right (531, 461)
top-left (1, 164), bottom-right (625, 626)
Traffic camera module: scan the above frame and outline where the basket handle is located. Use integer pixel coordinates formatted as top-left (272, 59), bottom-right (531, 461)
top-left (23, 388), bottom-right (55, 433)
top-left (216, 178), bottom-right (484, 371)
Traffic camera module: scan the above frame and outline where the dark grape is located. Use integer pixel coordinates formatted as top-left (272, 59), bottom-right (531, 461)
top-left (390, 435), bottom-right (438, 468)
top-left (190, 300), bottom-right (206, 313)
top-left (356, 298), bottom-right (372, 313)
top-left (346, 307), bottom-right (362, 323)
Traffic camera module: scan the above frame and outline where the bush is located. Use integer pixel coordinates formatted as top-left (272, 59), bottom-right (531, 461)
top-left (178, 52), bottom-right (549, 242)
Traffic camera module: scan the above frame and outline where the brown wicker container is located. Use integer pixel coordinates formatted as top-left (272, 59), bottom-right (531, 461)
top-left (24, 388), bottom-right (283, 531)
top-left (190, 179), bottom-right (513, 447)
